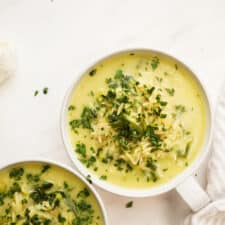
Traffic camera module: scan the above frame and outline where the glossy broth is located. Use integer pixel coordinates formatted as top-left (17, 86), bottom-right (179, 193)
top-left (67, 51), bottom-right (206, 189)
top-left (0, 162), bottom-right (104, 225)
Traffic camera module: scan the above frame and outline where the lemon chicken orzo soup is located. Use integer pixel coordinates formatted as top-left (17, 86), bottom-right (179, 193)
top-left (67, 51), bottom-right (207, 189)
top-left (0, 162), bottom-right (104, 225)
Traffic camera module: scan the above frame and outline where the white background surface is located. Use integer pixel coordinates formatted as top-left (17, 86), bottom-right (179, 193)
top-left (0, 0), bottom-right (225, 224)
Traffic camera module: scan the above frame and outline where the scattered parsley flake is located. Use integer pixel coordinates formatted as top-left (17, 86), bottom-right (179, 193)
top-left (43, 87), bottom-right (48, 95)
top-left (34, 90), bottom-right (39, 96)
top-left (126, 201), bottom-right (133, 208)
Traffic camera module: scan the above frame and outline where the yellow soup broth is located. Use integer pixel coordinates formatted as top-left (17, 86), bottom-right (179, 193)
top-left (67, 51), bottom-right (206, 189)
top-left (0, 162), bottom-right (104, 225)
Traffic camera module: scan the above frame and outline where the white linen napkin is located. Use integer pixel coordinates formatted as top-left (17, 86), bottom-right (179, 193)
top-left (0, 41), bottom-right (16, 84)
top-left (183, 83), bottom-right (225, 225)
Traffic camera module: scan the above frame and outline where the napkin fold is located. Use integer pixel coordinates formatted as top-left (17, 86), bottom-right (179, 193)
top-left (184, 200), bottom-right (225, 225)
top-left (184, 83), bottom-right (225, 225)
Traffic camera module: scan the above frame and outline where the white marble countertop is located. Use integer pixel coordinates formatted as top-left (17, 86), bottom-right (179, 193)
top-left (0, 0), bottom-right (225, 224)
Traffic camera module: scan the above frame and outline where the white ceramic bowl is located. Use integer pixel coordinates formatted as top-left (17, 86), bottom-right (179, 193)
top-left (61, 49), bottom-right (213, 200)
top-left (0, 158), bottom-right (108, 225)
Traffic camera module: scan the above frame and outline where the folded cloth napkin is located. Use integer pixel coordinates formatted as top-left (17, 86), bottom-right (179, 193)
top-left (0, 41), bottom-right (16, 84)
top-left (183, 83), bottom-right (225, 225)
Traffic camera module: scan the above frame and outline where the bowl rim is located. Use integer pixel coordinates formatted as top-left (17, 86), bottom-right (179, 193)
top-left (0, 157), bottom-right (108, 225)
top-left (60, 48), bottom-right (213, 197)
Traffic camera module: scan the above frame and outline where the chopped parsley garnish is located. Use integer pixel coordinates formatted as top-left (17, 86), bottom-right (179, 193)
top-left (177, 141), bottom-right (192, 158)
top-left (165, 88), bottom-right (175, 96)
top-left (26, 173), bottom-right (40, 183)
top-left (58, 213), bottom-right (66, 223)
top-left (41, 164), bottom-right (51, 173)
top-left (76, 143), bottom-right (87, 157)
top-left (100, 175), bottom-right (107, 180)
top-left (151, 56), bottom-right (160, 70)
top-left (69, 67), bottom-right (192, 184)
top-left (175, 105), bottom-right (186, 113)
top-left (70, 106), bottom-right (97, 130)
top-left (68, 105), bottom-right (76, 111)
top-left (21, 198), bottom-right (28, 204)
top-left (156, 94), bottom-right (167, 106)
top-left (89, 68), bottom-right (97, 76)
top-left (114, 69), bottom-right (124, 79)
top-left (9, 168), bottom-right (24, 181)
top-left (147, 87), bottom-right (155, 95)
top-left (86, 175), bottom-right (93, 184)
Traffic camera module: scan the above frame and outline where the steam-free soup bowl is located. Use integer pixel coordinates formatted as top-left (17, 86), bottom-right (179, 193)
top-left (61, 49), bottom-right (213, 211)
top-left (0, 158), bottom-right (108, 225)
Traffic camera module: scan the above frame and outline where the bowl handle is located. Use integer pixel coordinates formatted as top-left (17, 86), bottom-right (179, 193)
top-left (176, 176), bottom-right (211, 211)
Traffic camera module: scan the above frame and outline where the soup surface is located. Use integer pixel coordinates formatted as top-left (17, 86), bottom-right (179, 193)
top-left (0, 162), bottom-right (104, 225)
top-left (67, 51), bottom-right (206, 189)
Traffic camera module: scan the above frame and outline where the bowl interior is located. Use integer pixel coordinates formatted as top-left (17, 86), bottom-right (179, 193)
top-left (61, 49), bottom-right (212, 197)
top-left (0, 158), bottom-right (108, 224)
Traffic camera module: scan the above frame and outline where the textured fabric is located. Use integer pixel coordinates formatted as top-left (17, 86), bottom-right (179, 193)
top-left (0, 41), bottom-right (15, 84)
top-left (183, 83), bottom-right (225, 225)
top-left (184, 200), bottom-right (225, 225)
top-left (207, 85), bottom-right (225, 201)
